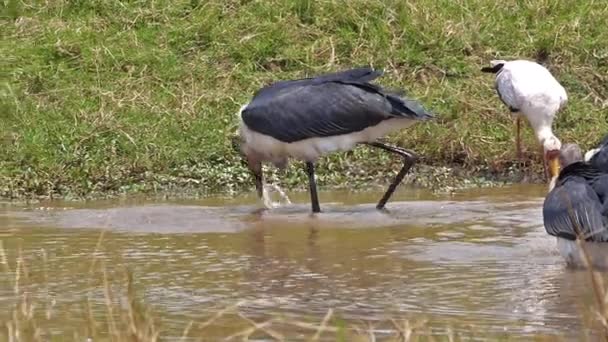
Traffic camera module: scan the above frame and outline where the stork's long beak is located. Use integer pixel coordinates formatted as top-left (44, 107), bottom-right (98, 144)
top-left (545, 149), bottom-right (561, 184)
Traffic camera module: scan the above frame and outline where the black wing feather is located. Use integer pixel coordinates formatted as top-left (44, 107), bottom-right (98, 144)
top-left (591, 174), bottom-right (608, 216)
top-left (244, 83), bottom-right (388, 142)
top-left (556, 162), bottom-right (603, 186)
top-left (481, 63), bottom-right (504, 74)
top-left (242, 68), bottom-right (433, 143)
top-left (251, 67), bottom-right (382, 103)
top-left (590, 134), bottom-right (608, 172)
top-left (543, 179), bottom-right (608, 242)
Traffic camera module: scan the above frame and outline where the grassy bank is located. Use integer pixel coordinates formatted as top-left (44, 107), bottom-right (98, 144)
top-left (1, 0), bottom-right (607, 200)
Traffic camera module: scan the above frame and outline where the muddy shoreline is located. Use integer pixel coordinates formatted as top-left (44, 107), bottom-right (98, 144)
top-left (1, 163), bottom-right (549, 203)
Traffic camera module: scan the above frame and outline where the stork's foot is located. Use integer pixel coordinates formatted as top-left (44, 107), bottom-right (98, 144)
top-left (365, 142), bottom-right (418, 210)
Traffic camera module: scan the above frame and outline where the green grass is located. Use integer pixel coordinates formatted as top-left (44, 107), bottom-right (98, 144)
top-left (1, 0), bottom-right (607, 199)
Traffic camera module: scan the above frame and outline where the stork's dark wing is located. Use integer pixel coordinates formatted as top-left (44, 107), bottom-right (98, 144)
top-left (311, 67), bottom-right (383, 83)
top-left (591, 174), bottom-right (608, 216)
top-left (242, 80), bottom-right (432, 143)
top-left (543, 180), bottom-right (608, 242)
top-left (590, 134), bottom-right (608, 172)
top-left (251, 67), bottom-right (383, 104)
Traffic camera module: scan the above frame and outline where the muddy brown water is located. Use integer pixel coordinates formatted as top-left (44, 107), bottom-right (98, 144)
top-left (1, 185), bottom-right (606, 340)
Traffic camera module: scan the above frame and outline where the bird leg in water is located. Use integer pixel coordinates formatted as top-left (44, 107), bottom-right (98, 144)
top-left (366, 142), bottom-right (418, 210)
top-left (305, 162), bottom-right (321, 213)
top-left (246, 160), bottom-right (265, 201)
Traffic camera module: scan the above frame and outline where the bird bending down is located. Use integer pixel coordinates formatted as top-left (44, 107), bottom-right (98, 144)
top-left (481, 59), bottom-right (568, 183)
top-left (542, 135), bottom-right (608, 269)
top-left (236, 67), bottom-right (433, 213)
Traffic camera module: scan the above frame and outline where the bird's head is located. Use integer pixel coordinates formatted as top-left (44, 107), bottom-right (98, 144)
top-left (559, 143), bottom-right (583, 167)
top-left (542, 135), bottom-right (562, 187)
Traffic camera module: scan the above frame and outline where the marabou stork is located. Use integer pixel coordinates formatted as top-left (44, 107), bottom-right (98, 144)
top-left (236, 67), bottom-right (433, 213)
top-left (543, 135), bottom-right (608, 269)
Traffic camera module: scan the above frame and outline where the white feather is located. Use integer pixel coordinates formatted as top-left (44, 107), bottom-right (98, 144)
top-left (584, 147), bottom-right (601, 162)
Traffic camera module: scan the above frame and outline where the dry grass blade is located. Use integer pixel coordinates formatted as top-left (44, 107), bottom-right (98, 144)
top-left (222, 318), bottom-right (276, 341)
top-left (284, 320), bottom-right (340, 333)
top-left (198, 301), bottom-right (245, 331)
top-left (0, 240), bottom-right (11, 274)
top-left (238, 311), bottom-right (284, 341)
top-left (14, 248), bottom-right (22, 295)
top-left (390, 318), bottom-right (429, 342)
top-left (390, 319), bottom-right (409, 342)
top-left (311, 308), bottom-right (334, 341)
top-left (180, 320), bottom-right (194, 341)
top-left (88, 231), bottom-right (106, 275)
top-left (101, 261), bottom-right (118, 340)
top-left (367, 321), bottom-right (378, 342)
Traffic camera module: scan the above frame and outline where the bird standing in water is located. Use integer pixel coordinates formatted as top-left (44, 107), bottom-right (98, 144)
top-left (482, 59), bottom-right (568, 183)
top-left (543, 135), bottom-right (608, 269)
top-left (236, 67), bottom-right (433, 213)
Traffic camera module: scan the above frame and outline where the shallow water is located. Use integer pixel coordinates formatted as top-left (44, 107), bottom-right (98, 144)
top-left (1, 185), bottom-right (606, 340)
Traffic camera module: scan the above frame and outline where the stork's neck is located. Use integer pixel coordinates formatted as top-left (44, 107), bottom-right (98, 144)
top-left (535, 126), bottom-right (560, 150)
top-left (536, 126), bottom-right (552, 142)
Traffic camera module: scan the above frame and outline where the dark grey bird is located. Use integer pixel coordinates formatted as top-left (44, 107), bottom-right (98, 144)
top-left (235, 67), bottom-right (433, 213)
top-left (542, 134), bottom-right (608, 269)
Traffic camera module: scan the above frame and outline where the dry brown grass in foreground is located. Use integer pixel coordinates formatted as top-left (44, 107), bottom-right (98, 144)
top-left (1, 235), bottom-right (607, 341)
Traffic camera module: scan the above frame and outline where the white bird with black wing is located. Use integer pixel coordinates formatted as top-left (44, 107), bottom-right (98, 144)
top-left (482, 59), bottom-right (568, 185)
top-left (236, 67), bottom-right (433, 213)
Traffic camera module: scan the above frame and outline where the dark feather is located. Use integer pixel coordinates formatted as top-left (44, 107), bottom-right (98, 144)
top-left (481, 63), bottom-right (504, 74)
top-left (556, 162), bottom-right (604, 186)
top-left (242, 68), bottom-right (433, 143)
top-left (543, 179), bottom-right (608, 242)
top-left (589, 134), bottom-right (608, 172)
top-left (591, 174), bottom-right (608, 216)
top-left (544, 160), bottom-right (608, 242)
top-left (252, 67), bottom-right (382, 102)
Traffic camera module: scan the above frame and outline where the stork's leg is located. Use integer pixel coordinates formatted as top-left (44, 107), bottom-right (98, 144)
top-left (244, 158), bottom-right (265, 201)
top-left (305, 162), bottom-right (321, 213)
top-left (252, 164), bottom-right (264, 200)
top-left (366, 142), bottom-right (418, 210)
top-left (516, 116), bottom-right (522, 161)
top-left (541, 144), bottom-right (549, 180)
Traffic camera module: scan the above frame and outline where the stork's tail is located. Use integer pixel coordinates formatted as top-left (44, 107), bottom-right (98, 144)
top-left (387, 94), bottom-right (434, 120)
top-left (481, 60), bottom-right (507, 73)
top-left (315, 66), bottom-right (383, 84)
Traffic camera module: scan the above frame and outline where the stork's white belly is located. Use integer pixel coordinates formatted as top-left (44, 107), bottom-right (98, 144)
top-left (239, 117), bottom-right (415, 164)
top-left (556, 237), bottom-right (608, 270)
